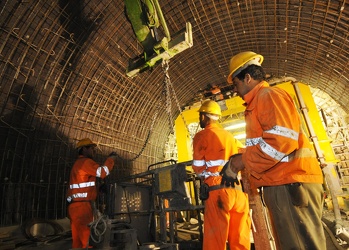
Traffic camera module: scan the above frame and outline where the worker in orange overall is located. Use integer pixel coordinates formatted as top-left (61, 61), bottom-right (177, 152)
top-left (192, 100), bottom-right (251, 250)
top-left (67, 138), bottom-right (117, 249)
top-left (223, 51), bottom-right (326, 249)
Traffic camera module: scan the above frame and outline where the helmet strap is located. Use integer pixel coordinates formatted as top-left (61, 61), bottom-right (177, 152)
top-left (205, 113), bottom-right (219, 120)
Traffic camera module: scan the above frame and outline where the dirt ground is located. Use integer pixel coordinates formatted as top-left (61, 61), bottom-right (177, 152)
top-left (1, 208), bottom-right (349, 249)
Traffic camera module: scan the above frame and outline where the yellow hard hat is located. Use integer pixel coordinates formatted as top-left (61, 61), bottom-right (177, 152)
top-left (198, 100), bottom-right (222, 116)
top-left (227, 51), bottom-right (264, 83)
top-left (76, 138), bottom-right (97, 149)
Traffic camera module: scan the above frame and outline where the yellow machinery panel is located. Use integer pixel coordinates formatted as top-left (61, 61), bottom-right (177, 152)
top-left (175, 108), bottom-right (197, 163)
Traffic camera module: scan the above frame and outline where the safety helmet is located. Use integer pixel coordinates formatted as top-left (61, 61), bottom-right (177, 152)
top-left (76, 138), bottom-right (97, 149)
top-left (227, 51), bottom-right (264, 83)
top-left (198, 100), bottom-right (222, 116)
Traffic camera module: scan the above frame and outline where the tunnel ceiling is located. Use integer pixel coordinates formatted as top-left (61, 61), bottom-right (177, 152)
top-left (1, 0), bottom-right (349, 185)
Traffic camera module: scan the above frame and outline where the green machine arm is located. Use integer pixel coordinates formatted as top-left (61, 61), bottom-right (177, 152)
top-left (124, 0), bottom-right (193, 77)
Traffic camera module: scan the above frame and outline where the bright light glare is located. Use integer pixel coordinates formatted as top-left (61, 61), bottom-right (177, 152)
top-left (234, 134), bottom-right (246, 139)
top-left (224, 122), bottom-right (246, 130)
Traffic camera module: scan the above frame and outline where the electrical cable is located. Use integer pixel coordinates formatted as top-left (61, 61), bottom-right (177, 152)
top-left (89, 187), bottom-right (133, 244)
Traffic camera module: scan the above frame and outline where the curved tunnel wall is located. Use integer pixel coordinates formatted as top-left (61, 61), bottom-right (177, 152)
top-left (0, 0), bottom-right (349, 226)
top-left (0, 1), bottom-right (175, 226)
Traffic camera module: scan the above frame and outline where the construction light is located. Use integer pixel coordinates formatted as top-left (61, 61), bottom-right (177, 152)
top-left (224, 122), bottom-right (246, 130)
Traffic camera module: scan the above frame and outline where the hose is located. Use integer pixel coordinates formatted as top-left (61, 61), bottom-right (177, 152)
top-left (89, 215), bottom-right (108, 244)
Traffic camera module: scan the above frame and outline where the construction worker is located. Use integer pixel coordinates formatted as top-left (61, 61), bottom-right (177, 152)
top-left (67, 138), bottom-right (117, 249)
top-left (222, 51), bottom-right (326, 249)
top-left (192, 100), bottom-right (251, 250)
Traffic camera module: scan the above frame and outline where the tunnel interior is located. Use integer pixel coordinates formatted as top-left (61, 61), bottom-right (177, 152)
top-left (0, 0), bottom-right (349, 239)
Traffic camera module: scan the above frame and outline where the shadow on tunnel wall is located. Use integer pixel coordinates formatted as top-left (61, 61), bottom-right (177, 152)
top-left (0, 83), bottom-right (135, 227)
top-left (0, 84), bottom-right (72, 226)
top-left (0, 0), bottom-right (141, 227)
top-left (58, 0), bottom-right (97, 70)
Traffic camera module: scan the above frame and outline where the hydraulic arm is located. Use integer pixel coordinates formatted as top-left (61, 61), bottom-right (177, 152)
top-left (124, 0), bottom-right (193, 77)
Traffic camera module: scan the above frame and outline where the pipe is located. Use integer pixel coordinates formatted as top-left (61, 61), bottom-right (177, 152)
top-left (153, 0), bottom-right (171, 41)
top-left (293, 82), bottom-right (327, 163)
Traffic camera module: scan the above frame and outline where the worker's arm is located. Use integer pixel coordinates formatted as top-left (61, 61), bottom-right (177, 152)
top-left (243, 88), bottom-right (300, 176)
top-left (83, 153), bottom-right (116, 179)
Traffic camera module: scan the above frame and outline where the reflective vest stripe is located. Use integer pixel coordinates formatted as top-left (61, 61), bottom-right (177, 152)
top-left (245, 125), bottom-right (299, 161)
top-left (193, 160), bottom-right (205, 167)
top-left (193, 159), bottom-right (227, 168)
top-left (67, 192), bottom-right (88, 202)
top-left (72, 193), bottom-right (88, 198)
top-left (96, 165), bottom-right (110, 177)
top-left (245, 126), bottom-right (299, 161)
top-left (265, 125), bottom-right (299, 140)
top-left (259, 139), bottom-right (286, 161)
top-left (246, 137), bottom-right (286, 161)
top-left (70, 181), bottom-right (95, 189)
top-left (206, 159), bottom-right (227, 167)
top-left (193, 159), bottom-right (228, 178)
top-left (245, 137), bottom-right (262, 147)
top-left (197, 170), bottom-right (221, 178)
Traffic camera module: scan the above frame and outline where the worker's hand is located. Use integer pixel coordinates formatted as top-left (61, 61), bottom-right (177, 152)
top-left (220, 154), bottom-right (243, 187)
top-left (108, 151), bottom-right (118, 160)
top-left (228, 153), bottom-right (244, 173)
top-left (220, 161), bottom-right (239, 187)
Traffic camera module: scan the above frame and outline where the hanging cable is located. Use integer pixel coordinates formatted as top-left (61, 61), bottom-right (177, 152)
top-left (114, 59), bottom-right (187, 162)
top-left (162, 60), bottom-right (191, 137)
top-left (162, 60), bottom-right (174, 132)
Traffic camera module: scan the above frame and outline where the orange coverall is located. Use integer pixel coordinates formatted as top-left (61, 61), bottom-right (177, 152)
top-left (192, 123), bottom-right (251, 250)
top-left (241, 81), bottom-right (325, 249)
top-left (67, 156), bottom-right (114, 249)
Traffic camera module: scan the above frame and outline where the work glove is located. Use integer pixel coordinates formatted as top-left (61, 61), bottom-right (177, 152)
top-left (220, 156), bottom-right (240, 187)
top-left (108, 151), bottom-right (118, 161)
top-left (108, 151), bottom-right (117, 157)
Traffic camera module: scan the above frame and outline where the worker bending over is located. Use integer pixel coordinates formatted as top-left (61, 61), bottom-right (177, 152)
top-left (222, 51), bottom-right (326, 249)
top-left (192, 100), bottom-right (251, 250)
top-left (67, 138), bottom-right (117, 249)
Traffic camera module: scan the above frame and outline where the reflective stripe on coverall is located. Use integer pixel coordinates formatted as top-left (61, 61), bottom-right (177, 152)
top-left (67, 156), bottom-right (114, 249)
top-left (192, 123), bottom-right (251, 250)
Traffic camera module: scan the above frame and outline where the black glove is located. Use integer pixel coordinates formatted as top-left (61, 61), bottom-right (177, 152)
top-left (220, 160), bottom-right (240, 187)
top-left (108, 151), bottom-right (117, 157)
top-left (99, 183), bottom-right (107, 194)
